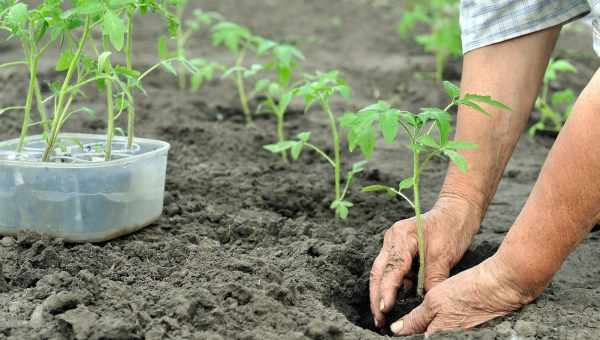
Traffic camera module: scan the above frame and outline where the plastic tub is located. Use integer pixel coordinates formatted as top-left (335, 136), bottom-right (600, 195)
top-left (0, 133), bottom-right (170, 242)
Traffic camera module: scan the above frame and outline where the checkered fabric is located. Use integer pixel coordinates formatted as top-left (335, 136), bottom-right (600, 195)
top-left (461, 0), bottom-right (600, 56)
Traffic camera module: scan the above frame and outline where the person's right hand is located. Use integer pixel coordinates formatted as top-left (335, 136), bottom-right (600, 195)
top-left (369, 195), bottom-right (484, 328)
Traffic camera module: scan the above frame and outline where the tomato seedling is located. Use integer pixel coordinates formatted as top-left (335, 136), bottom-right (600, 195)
top-left (212, 21), bottom-right (266, 126)
top-left (254, 41), bottom-right (305, 162)
top-left (264, 71), bottom-right (367, 219)
top-left (398, 0), bottom-right (461, 82)
top-left (0, 0), bottom-right (63, 152)
top-left (158, 0), bottom-right (222, 91)
top-left (529, 58), bottom-right (577, 137)
top-left (342, 81), bottom-right (510, 296)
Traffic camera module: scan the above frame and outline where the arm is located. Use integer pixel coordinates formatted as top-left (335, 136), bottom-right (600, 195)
top-left (498, 66), bottom-right (600, 296)
top-left (440, 26), bottom-right (561, 219)
top-left (370, 26), bottom-right (561, 328)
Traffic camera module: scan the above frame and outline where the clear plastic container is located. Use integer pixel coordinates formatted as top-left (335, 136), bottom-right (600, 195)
top-left (0, 133), bottom-right (170, 242)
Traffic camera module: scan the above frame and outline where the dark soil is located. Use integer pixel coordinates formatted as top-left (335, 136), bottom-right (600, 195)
top-left (1, 1), bottom-right (600, 339)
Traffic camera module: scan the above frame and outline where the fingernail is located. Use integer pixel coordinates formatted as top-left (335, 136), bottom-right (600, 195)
top-left (379, 299), bottom-right (385, 312)
top-left (391, 320), bottom-right (404, 335)
top-left (374, 318), bottom-right (379, 328)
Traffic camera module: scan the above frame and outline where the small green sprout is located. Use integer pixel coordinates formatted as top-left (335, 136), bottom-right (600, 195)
top-left (343, 81), bottom-right (510, 297)
top-left (212, 21), bottom-right (265, 126)
top-left (265, 71), bottom-right (366, 219)
top-left (529, 58), bottom-right (577, 137)
top-left (158, 0), bottom-right (222, 91)
top-left (398, 0), bottom-right (461, 82)
top-left (254, 41), bottom-right (305, 162)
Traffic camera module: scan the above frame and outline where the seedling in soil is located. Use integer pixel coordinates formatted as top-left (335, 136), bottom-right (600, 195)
top-left (264, 71), bottom-right (367, 219)
top-left (254, 41), bottom-right (305, 162)
top-left (212, 21), bottom-right (265, 126)
top-left (397, 0), bottom-right (461, 82)
top-left (342, 81), bottom-right (510, 296)
top-left (529, 58), bottom-right (577, 137)
top-left (158, 1), bottom-right (223, 91)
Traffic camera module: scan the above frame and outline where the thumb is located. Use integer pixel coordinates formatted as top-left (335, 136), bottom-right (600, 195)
top-left (424, 262), bottom-right (450, 292)
top-left (390, 302), bottom-right (435, 336)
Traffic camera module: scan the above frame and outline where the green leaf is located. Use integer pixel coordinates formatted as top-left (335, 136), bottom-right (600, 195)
top-left (56, 51), bottom-right (75, 72)
top-left (6, 3), bottom-right (27, 31)
top-left (297, 131), bottom-right (311, 142)
top-left (398, 177), bottom-right (414, 190)
top-left (254, 78), bottom-right (270, 94)
top-left (362, 185), bottom-right (392, 193)
top-left (290, 141), bottom-right (304, 160)
top-left (444, 149), bottom-right (468, 172)
top-left (157, 35), bottom-right (172, 60)
top-left (351, 160), bottom-right (368, 174)
top-left (380, 109), bottom-right (399, 144)
top-left (418, 135), bottom-right (439, 149)
top-left (264, 141), bottom-right (296, 153)
top-left (443, 81), bottom-right (460, 100)
top-left (330, 200), bottom-right (353, 219)
top-left (103, 10), bottom-right (127, 51)
top-left (357, 126), bottom-right (376, 159)
top-left (551, 89), bottom-right (575, 108)
top-left (445, 140), bottom-right (478, 150)
top-left (97, 51), bottom-right (112, 73)
top-left (362, 185), bottom-right (397, 198)
top-left (462, 94), bottom-right (512, 112)
top-left (161, 60), bottom-right (177, 75)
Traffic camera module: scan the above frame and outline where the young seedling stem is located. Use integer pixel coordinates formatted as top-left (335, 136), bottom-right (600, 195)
top-left (322, 97), bottom-right (342, 202)
top-left (235, 48), bottom-right (252, 125)
top-left (104, 63), bottom-right (115, 161)
top-left (17, 56), bottom-right (37, 153)
top-left (43, 17), bottom-right (91, 162)
top-left (126, 10), bottom-right (136, 149)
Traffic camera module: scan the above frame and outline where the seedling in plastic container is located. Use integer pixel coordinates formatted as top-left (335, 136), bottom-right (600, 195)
top-left (254, 41), bottom-right (305, 162)
top-left (529, 58), bottom-right (577, 137)
top-left (0, 0), bottom-right (62, 152)
top-left (342, 81), bottom-right (510, 296)
top-left (398, 0), bottom-right (461, 82)
top-left (264, 71), bottom-right (367, 219)
top-left (158, 1), bottom-right (222, 91)
top-left (212, 21), bottom-right (264, 126)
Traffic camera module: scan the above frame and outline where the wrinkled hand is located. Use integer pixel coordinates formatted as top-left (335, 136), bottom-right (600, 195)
top-left (390, 255), bottom-right (537, 336)
top-left (370, 196), bottom-right (482, 328)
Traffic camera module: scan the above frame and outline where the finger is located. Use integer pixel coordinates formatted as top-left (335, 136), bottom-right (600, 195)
top-left (369, 251), bottom-right (388, 327)
top-left (424, 262), bottom-right (450, 292)
top-left (390, 302), bottom-right (436, 336)
top-left (379, 248), bottom-right (414, 313)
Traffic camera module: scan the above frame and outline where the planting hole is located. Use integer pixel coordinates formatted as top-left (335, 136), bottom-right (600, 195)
top-left (334, 241), bottom-right (498, 335)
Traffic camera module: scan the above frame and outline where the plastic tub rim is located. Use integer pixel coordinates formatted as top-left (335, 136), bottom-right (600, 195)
top-left (0, 133), bottom-right (170, 169)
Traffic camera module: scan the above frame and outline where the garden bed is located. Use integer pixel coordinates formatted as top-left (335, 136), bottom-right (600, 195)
top-left (1, 1), bottom-right (600, 339)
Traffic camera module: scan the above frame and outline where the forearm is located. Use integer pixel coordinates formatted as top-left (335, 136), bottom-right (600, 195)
top-left (497, 68), bottom-right (600, 297)
top-left (438, 27), bottom-right (561, 219)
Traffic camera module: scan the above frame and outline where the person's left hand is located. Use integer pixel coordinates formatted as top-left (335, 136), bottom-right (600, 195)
top-left (389, 255), bottom-right (540, 337)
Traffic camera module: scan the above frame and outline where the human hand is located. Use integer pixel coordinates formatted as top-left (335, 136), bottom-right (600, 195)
top-left (389, 255), bottom-right (538, 336)
top-left (370, 196), bottom-right (483, 328)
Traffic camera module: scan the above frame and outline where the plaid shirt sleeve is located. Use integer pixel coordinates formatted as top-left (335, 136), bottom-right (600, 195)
top-left (460, 0), bottom-right (591, 54)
